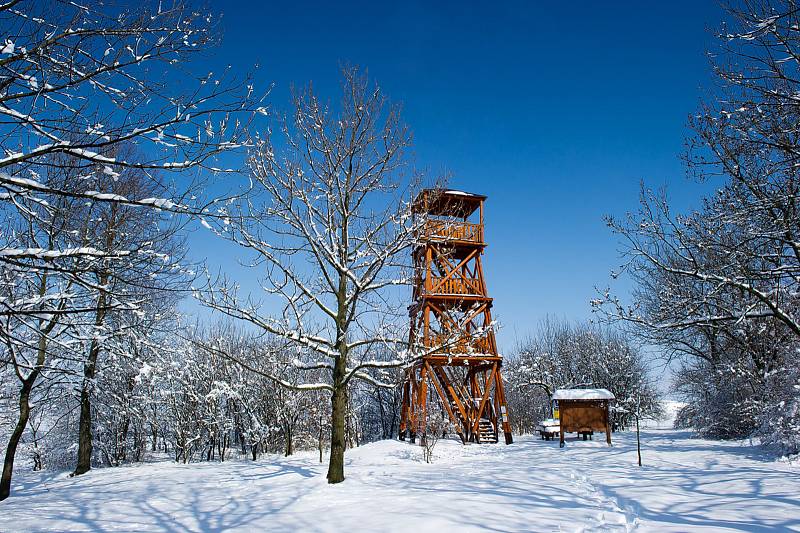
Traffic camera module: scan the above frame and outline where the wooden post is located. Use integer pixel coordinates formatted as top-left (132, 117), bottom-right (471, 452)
top-left (399, 378), bottom-right (410, 441)
top-left (417, 364), bottom-right (429, 444)
top-left (494, 363), bottom-right (513, 444)
top-left (427, 362), bottom-right (466, 443)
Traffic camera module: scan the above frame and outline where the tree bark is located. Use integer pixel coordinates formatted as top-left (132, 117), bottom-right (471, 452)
top-left (75, 202), bottom-right (118, 476)
top-left (636, 413), bottom-right (642, 467)
top-left (284, 424), bottom-right (293, 457)
top-left (0, 379), bottom-right (34, 501)
top-left (327, 354), bottom-right (347, 483)
top-left (73, 336), bottom-right (101, 476)
top-left (2, 275), bottom-right (54, 499)
top-left (319, 436), bottom-right (323, 463)
top-left (327, 228), bottom-right (349, 484)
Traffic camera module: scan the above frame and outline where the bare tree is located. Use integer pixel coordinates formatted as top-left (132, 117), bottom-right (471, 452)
top-left (196, 67), bottom-right (420, 483)
top-left (0, 1), bottom-right (257, 203)
top-left (505, 318), bottom-right (661, 434)
top-left (593, 0), bottom-right (800, 448)
top-left (0, 0), bottom-right (259, 497)
top-left (0, 163), bottom-right (81, 500)
top-left (420, 412), bottom-right (446, 464)
top-left (0, 0), bottom-right (260, 293)
top-left (69, 152), bottom-right (190, 476)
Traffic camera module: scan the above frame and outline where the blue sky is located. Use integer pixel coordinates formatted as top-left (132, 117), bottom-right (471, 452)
top-left (188, 1), bottom-right (726, 353)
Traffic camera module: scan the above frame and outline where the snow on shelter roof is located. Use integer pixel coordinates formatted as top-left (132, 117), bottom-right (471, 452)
top-left (412, 188), bottom-right (486, 218)
top-left (552, 388), bottom-right (615, 401)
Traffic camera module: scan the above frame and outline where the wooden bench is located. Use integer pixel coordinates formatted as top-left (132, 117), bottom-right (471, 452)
top-left (538, 428), bottom-right (560, 441)
top-left (536, 419), bottom-right (561, 441)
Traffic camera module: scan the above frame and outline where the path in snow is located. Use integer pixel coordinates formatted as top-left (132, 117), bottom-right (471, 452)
top-left (3, 429), bottom-right (799, 532)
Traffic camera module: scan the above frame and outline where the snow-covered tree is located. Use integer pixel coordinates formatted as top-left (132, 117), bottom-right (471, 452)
top-left (0, 0), bottom-right (259, 499)
top-left (593, 0), bottom-right (800, 452)
top-left (0, 0), bottom-right (256, 216)
top-left (196, 67), bottom-right (420, 483)
top-left (67, 154), bottom-right (191, 476)
top-left (0, 161), bottom-right (84, 499)
top-left (505, 319), bottom-right (661, 434)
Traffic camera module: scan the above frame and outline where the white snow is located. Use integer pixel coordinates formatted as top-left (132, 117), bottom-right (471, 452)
top-left (641, 400), bottom-right (686, 429)
top-left (441, 189), bottom-right (483, 198)
top-left (139, 197), bottom-right (176, 209)
top-left (553, 388), bottom-right (616, 400)
top-left (84, 191), bottom-right (129, 202)
top-left (0, 246), bottom-right (118, 259)
top-left (537, 417), bottom-right (561, 429)
top-left (1, 39), bottom-right (14, 54)
top-left (102, 165), bottom-right (120, 179)
top-left (5, 429), bottom-right (798, 532)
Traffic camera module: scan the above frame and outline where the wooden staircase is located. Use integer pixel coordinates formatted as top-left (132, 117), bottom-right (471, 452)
top-left (477, 419), bottom-right (498, 444)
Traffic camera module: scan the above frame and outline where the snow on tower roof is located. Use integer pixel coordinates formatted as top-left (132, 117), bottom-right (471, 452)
top-left (411, 188), bottom-right (486, 217)
top-left (441, 189), bottom-right (484, 198)
top-left (552, 388), bottom-right (615, 401)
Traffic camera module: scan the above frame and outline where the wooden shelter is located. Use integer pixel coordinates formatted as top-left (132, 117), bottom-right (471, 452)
top-left (552, 388), bottom-right (615, 448)
top-left (399, 189), bottom-right (513, 445)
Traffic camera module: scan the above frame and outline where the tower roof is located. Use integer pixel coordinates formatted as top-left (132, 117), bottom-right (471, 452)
top-left (412, 188), bottom-right (486, 218)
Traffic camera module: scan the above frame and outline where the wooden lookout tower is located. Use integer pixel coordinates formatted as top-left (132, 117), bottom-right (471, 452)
top-left (399, 189), bottom-right (513, 445)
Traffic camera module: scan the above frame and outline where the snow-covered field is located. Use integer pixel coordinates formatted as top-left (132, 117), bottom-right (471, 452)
top-left (4, 429), bottom-right (799, 532)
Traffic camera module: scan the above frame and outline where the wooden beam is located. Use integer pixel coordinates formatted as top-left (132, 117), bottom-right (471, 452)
top-left (471, 365), bottom-right (497, 433)
top-left (433, 365), bottom-right (469, 427)
top-left (425, 362), bottom-right (466, 443)
top-left (428, 248), bottom-right (477, 294)
top-left (417, 364), bottom-right (428, 438)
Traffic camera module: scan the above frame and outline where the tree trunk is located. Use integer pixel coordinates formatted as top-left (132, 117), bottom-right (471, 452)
top-left (327, 356), bottom-right (347, 483)
top-left (119, 416), bottom-right (130, 464)
top-left (74, 273), bottom-right (108, 476)
top-left (379, 397), bottom-right (386, 439)
top-left (636, 413), bottom-right (642, 467)
top-left (31, 422), bottom-right (43, 472)
top-left (284, 424), bottom-right (293, 457)
top-left (318, 419), bottom-right (324, 463)
top-left (0, 378), bottom-right (34, 501)
top-left (2, 274), bottom-right (55, 499)
top-left (74, 380), bottom-right (94, 475)
top-left (74, 335), bottom-right (101, 476)
top-left (75, 211), bottom-right (117, 476)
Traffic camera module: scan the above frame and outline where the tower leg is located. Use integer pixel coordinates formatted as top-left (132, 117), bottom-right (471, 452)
top-left (416, 364), bottom-right (429, 445)
top-left (495, 365), bottom-right (513, 445)
top-left (399, 378), bottom-right (410, 441)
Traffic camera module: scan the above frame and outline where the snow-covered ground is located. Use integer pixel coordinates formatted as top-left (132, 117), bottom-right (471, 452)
top-left (4, 429), bottom-right (799, 532)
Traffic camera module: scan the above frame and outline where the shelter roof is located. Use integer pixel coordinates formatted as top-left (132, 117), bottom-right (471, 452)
top-left (552, 388), bottom-right (615, 401)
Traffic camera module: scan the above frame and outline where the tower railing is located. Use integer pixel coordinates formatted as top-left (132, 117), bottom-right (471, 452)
top-left (427, 276), bottom-right (482, 296)
top-left (424, 332), bottom-right (492, 355)
top-left (421, 220), bottom-right (484, 244)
